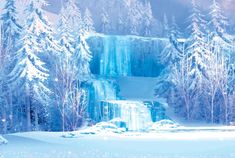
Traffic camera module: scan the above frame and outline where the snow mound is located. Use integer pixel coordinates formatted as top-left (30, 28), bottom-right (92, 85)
top-left (149, 119), bottom-right (181, 131)
top-left (0, 135), bottom-right (8, 145)
top-left (79, 121), bottom-right (126, 135)
top-left (109, 118), bottom-right (127, 129)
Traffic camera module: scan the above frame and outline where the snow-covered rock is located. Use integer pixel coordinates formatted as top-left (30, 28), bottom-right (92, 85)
top-left (148, 119), bottom-right (181, 132)
top-left (109, 118), bottom-right (127, 129)
top-left (61, 133), bottom-right (79, 138)
top-left (79, 122), bottom-right (126, 135)
top-left (0, 135), bottom-right (8, 145)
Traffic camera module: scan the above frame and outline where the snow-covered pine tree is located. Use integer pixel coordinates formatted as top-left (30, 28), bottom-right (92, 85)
top-left (63, 0), bottom-right (83, 37)
top-left (72, 35), bottom-right (92, 82)
top-left (157, 16), bottom-right (184, 116)
top-left (100, 7), bottom-right (110, 34)
top-left (142, 1), bottom-right (153, 36)
top-left (0, 0), bottom-right (22, 133)
top-left (163, 14), bottom-right (169, 38)
top-left (67, 35), bottom-right (92, 130)
top-left (117, 13), bottom-right (125, 34)
top-left (7, 0), bottom-right (55, 131)
top-left (169, 16), bottom-right (185, 55)
top-left (1, 0), bottom-right (22, 52)
top-left (56, 3), bottom-right (75, 56)
top-left (209, 0), bottom-right (232, 44)
top-left (53, 2), bottom-right (92, 131)
top-left (127, 0), bottom-right (142, 35)
top-left (207, 0), bottom-right (233, 123)
top-left (177, 0), bottom-right (212, 120)
top-left (186, 0), bottom-right (210, 91)
top-left (83, 8), bottom-right (95, 34)
top-left (53, 2), bottom-right (80, 131)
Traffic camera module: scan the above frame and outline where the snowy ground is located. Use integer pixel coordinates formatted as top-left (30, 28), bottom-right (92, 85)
top-left (1, 129), bottom-right (235, 158)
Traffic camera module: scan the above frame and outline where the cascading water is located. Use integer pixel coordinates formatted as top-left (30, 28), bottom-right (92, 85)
top-left (92, 79), bottom-right (117, 101)
top-left (88, 35), bottom-right (169, 77)
top-left (100, 100), bottom-right (152, 131)
top-left (100, 36), bottom-right (132, 77)
top-left (88, 79), bottom-right (117, 121)
top-left (86, 35), bottom-right (169, 131)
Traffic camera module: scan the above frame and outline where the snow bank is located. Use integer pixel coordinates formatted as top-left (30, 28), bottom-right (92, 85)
top-left (76, 119), bottom-right (181, 136)
top-left (0, 135), bottom-right (8, 145)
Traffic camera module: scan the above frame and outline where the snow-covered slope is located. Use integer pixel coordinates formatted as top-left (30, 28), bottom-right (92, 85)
top-left (117, 76), bottom-right (159, 100)
top-left (1, 131), bottom-right (235, 158)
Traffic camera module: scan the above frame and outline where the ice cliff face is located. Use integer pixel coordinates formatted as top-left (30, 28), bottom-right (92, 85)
top-left (87, 34), bottom-right (168, 77)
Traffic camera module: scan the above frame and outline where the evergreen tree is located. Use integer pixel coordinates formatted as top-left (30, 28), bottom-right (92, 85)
top-left (7, 0), bottom-right (55, 131)
top-left (163, 14), bottom-right (169, 37)
top-left (186, 0), bottom-right (210, 91)
top-left (142, 2), bottom-right (153, 36)
top-left (63, 0), bottom-right (83, 36)
top-left (72, 35), bottom-right (92, 81)
top-left (100, 7), bottom-right (110, 34)
top-left (56, 3), bottom-right (75, 56)
top-left (128, 0), bottom-right (141, 35)
top-left (83, 8), bottom-right (95, 34)
top-left (1, 0), bottom-right (22, 52)
top-left (0, 0), bottom-right (22, 133)
top-left (209, 0), bottom-right (231, 43)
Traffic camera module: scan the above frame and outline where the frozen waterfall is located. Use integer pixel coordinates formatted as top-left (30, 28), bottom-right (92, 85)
top-left (100, 100), bottom-right (152, 131)
top-left (100, 36), bottom-right (132, 76)
top-left (88, 79), bottom-right (118, 121)
top-left (92, 79), bottom-right (117, 101)
top-left (85, 35), bottom-right (169, 131)
top-left (88, 35), bottom-right (168, 77)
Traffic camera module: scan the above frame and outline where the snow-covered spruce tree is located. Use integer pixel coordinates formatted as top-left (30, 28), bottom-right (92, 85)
top-left (7, 0), bottom-right (57, 131)
top-left (155, 16), bottom-right (184, 115)
top-left (72, 35), bottom-right (92, 81)
top-left (117, 13), bottom-right (125, 34)
top-left (142, 1), bottom-right (154, 36)
top-left (53, 2), bottom-right (92, 131)
top-left (83, 8), bottom-right (95, 34)
top-left (68, 35), bottom-right (92, 130)
top-left (127, 0), bottom-right (141, 35)
top-left (182, 0), bottom-right (211, 120)
top-left (62, 0), bottom-right (83, 37)
top-left (162, 16), bottom-right (183, 66)
top-left (100, 7), bottom-right (110, 34)
top-left (207, 0), bottom-right (233, 123)
top-left (163, 14), bottom-right (169, 38)
top-left (53, 2), bottom-right (76, 131)
top-left (0, 0), bottom-right (22, 133)
top-left (209, 0), bottom-right (232, 44)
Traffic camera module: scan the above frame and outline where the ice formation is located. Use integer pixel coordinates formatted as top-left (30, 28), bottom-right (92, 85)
top-left (86, 35), bottom-right (169, 131)
top-left (99, 100), bottom-right (152, 131)
top-left (88, 35), bottom-right (168, 77)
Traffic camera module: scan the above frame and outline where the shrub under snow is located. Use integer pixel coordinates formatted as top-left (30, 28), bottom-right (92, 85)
top-left (0, 135), bottom-right (8, 145)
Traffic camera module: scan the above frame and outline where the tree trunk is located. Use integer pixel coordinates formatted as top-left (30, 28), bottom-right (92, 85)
top-left (211, 95), bottom-right (214, 124)
top-left (35, 105), bottom-right (39, 131)
top-left (2, 106), bottom-right (7, 134)
top-left (26, 95), bottom-right (31, 131)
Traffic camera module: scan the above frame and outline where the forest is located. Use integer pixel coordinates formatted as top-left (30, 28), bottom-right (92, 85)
top-left (0, 0), bottom-right (234, 135)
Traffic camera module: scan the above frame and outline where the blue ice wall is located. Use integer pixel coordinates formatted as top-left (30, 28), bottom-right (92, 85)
top-left (87, 35), bottom-right (168, 77)
top-left (87, 78), bottom-right (118, 121)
